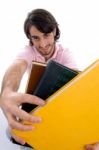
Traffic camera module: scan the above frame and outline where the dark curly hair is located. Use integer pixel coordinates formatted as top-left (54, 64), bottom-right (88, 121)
top-left (24, 8), bottom-right (60, 45)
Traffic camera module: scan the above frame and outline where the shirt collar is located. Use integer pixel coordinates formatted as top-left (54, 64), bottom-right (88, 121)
top-left (32, 44), bottom-right (59, 60)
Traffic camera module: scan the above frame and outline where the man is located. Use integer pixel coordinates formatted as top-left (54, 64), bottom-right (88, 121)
top-left (0, 8), bottom-right (79, 145)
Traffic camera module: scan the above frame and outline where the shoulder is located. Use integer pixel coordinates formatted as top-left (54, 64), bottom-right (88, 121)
top-left (22, 45), bottom-right (35, 53)
top-left (55, 43), bottom-right (71, 57)
top-left (17, 45), bottom-right (36, 57)
top-left (55, 43), bottom-right (78, 69)
top-left (15, 45), bottom-right (36, 67)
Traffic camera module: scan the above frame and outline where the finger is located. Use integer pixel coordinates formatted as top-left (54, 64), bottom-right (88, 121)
top-left (18, 93), bottom-right (45, 106)
top-left (8, 114), bottom-right (35, 130)
top-left (9, 107), bottom-right (42, 123)
top-left (8, 116), bottom-right (35, 131)
top-left (85, 143), bottom-right (99, 150)
top-left (93, 143), bottom-right (99, 150)
top-left (10, 132), bottom-right (26, 145)
top-left (85, 145), bottom-right (93, 150)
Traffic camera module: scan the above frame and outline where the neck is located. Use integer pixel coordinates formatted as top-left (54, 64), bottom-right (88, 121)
top-left (45, 44), bottom-right (55, 61)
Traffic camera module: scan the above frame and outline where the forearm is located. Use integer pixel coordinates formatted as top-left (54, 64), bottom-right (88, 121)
top-left (1, 59), bottom-right (27, 94)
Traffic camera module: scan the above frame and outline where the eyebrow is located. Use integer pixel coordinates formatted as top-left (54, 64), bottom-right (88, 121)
top-left (30, 33), bottom-right (49, 39)
top-left (30, 35), bottom-right (39, 39)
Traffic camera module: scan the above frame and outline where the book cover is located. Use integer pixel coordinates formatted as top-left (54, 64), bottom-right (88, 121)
top-left (22, 61), bottom-right (46, 112)
top-left (12, 59), bottom-right (99, 150)
top-left (33, 60), bottom-right (78, 100)
top-left (25, 61), bottom-right (46, 94)
top-left (22, 60), bottom-right (78, 113)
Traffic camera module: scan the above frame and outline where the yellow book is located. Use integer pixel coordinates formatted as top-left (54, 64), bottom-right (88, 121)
top-left (12, 59), bottom-right (99, 150)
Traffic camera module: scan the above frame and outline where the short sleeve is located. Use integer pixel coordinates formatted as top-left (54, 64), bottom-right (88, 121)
top-left (15, 46), bottom-right (35, 67)
top-left (59, 47), bottom-right (78, 70)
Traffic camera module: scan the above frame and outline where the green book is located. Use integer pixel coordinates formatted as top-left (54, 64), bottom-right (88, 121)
top-left (33, 60), bottom-right (78, 99)
top-left (22, 60), bottom-right (79, 113)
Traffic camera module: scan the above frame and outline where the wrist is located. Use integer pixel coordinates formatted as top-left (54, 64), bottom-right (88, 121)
top-left (1, 88), bottom-right (13, 97)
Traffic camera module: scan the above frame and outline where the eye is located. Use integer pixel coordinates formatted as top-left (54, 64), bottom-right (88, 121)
top-left (31, 36), bottom-right (39, 41)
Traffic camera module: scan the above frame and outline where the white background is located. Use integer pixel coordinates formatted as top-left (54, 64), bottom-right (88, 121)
top-left (0, 0), bottom-right (99, 149)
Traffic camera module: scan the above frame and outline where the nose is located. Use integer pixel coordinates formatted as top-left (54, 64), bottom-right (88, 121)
top-left (39, 38), bottom-right (47, 48)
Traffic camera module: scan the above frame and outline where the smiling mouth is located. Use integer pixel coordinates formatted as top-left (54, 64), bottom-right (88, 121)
top-left (39, 48), bottom-right (51, 56)
top-left (40, 45), bottom-right (50, 51)
top-left (38, 44), bottom-right (54, 55)
top-left (39, 47), bottom-right (51, 54)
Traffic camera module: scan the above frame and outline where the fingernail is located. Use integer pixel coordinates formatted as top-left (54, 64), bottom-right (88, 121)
top-left (36, 117), bottom-right (42, 123)
top-left (32, 117), bottom-right (42, 123)
top-left (31, 126), bottom-right (35, 130)
top-left (26, 125), bottom-right (35, 130)
top-left (21, 141), bottom-right (26, 145)
top-left (39, 101), bottom-right (46, 106)
top-left (85, 145), bottom-right (93, 150)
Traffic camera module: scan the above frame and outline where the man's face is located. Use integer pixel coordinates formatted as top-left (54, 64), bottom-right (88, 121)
top-left (29, 26), bottom-right (56, 58)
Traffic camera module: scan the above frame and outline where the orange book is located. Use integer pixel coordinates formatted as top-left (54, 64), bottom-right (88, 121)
top-left (25, 61), bottom-right (46, 94)
top-left (22, 61), bottom-right (46, 112)
top-left (12, 59), bottom-right (99, 150)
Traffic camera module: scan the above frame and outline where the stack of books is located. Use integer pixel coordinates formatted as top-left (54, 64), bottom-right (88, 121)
top-left (12, 60), bottom-right (99, 150)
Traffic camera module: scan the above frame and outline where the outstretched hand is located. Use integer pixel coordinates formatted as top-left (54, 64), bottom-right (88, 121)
top-left (0, 91), bottom-right (46, 144)
top-left (0, 91), bottom-right (45, 130)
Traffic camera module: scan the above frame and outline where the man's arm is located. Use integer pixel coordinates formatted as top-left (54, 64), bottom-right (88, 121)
top-left (0, 59), bottom-right (45, 144)
top-left (1, 59), bottom-right (27, 93)
top-left (0, 59), bottom-right (45, 136)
